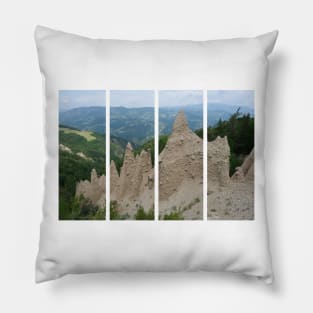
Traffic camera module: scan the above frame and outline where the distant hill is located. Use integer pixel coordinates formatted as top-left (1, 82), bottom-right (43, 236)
top-left (59, 104), bottom-right (254, 145)
top-left (60, 106), bottom-right (106, 134)
top-left (159, 104), bottom-right (203, 134)
top-left (60, 106), bottom-right (153, 144)
top-left (111, 106), bottom-right (154, 145)
top-left (207, 103), bottom-right (254, 126)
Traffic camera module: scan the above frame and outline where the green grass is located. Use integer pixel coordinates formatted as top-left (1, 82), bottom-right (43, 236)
top-left (60, 127), bottom-right (96, 141)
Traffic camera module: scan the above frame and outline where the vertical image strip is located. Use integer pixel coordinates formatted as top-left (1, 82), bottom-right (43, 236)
top-left (58, 90), bottom-right (106, 220)
top-left (203, 90), bottom-right (208, 220)
top-left (154, 90), bottom-right (159, 221)
top-left (158, 90), bottom-right (203, 220)
top-left (207, 90), bottom-right (255, 220)
top-left (106, 90), bottom-right (110, 220)
top-left (110, 90), bottom-right (155, 220)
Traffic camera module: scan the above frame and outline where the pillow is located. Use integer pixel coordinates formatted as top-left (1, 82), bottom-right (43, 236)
top-left (35, 26), bottom-right (278, 283)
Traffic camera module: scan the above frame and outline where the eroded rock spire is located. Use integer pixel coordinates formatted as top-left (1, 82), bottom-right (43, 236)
top-left (172, 111), bottom-right (189, 134)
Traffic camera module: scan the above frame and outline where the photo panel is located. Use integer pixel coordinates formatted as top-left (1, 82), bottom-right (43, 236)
top-left (207, 90), bottom-right (255, 220)
top-left (110, 90), bottom-right (155, 220)
top-left (58, 90), bottom-right (106, 220)
top-left (158, 90), bottom-right (203, 220)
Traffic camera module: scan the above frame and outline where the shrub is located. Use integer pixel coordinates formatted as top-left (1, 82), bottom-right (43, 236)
top-left (110, 201), bottom-right (121, 220)
top-left (163, 211), bottom-right (184, 220)
top-left (93, 208), bottom-right (106, 220)
top-left (135, 207), bottom-right (154, 220)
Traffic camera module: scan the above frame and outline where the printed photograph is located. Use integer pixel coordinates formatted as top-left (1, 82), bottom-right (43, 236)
top-left (110, 90), bottom-right (155, 220)
top-left (159, 90), bottom-right (203, 220)
top-left (59, 90), bottom-right (106, 220)
top-left (207, 90), bottom-right (255, 220)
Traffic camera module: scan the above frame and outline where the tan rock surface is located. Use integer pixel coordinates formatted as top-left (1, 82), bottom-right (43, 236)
top-left (207, 136), bottom-right (230, 193)
top-left (112, 143), bottom-right (154, 218)
top-left (76, 145), bottom-right (154, 219)
top-left (75, 169), bottom-right (106, 208)
top-left (208, 148), bottom-right (255, 220)
top-left (159, 111), bottom-right (203, 219)
top-left (75, 111), bottom-right (254, 220)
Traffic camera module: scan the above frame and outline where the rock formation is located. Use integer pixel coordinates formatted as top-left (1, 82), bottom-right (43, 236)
top-left (207, 136), bottom-right (230, 194)
top-left (76, 144), bottom-right (154, 219)
top-left (75, 169), bottom-right (105, 208)
top-left (159, 111), bottom-right (203, 219)
top-left (231, 148), bottom-right (254, 182)
top-left (208, 147), bottom-right (254, 220)
top-left (111, 143), bottom-right (154, 218)
top-left (75, 111), bottom-right (254, 220)
top-left (59, 144), bottom-right (72, 153)
top-left (110, 160), bottom-right (119, 195)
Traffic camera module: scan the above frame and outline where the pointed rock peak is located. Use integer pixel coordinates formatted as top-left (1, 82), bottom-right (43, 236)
top-left (139, 149), bottom-right (151, 166)
top-left (123, 142), bottom-right (135, 162)
top-left (91, 168), bottom-right (98, 182)
top-left (110, 160), bottom-right (117, 169)
top-left (140, 149), bottom-right (148, 157)
top-left (110, 160), bottom-right (119, 177)
top-left (173, 111), bottom-right (189, 134)
top-left (126, 142), bottom-right (133, 150)
top-left (215, 135), bottom-right (228, 145)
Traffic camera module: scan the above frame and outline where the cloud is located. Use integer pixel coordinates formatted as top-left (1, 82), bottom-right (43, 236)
top-left (59, 90), bottom-right (106, 111)
top-left (111, 90), bottom-right (154, 108)
top-left (159, 90), bottom-right (202, 107)
top-left (207, 90), bottom-right (254, 108)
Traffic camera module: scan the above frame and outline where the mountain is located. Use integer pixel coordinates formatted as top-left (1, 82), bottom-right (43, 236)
top-left (60, 106), bottom-right (106, 134)
top-left (59, 106), bottom-right (153, 145)
top-left (111, 106), bottom-right (154, 145)
top-left (59, 104), bottom-right (254, 145)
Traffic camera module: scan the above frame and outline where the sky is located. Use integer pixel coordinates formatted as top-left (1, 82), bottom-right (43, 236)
top-left (59, 90), bottom-right (105, 111)
top-left (110, 90), bottom-right (154, 107)
top-left (159, 90), bottom-right (202, 107)
top-left (207, 90), bottom-right (254, 109)
top-left (59, 90), bottom-right (253, 111)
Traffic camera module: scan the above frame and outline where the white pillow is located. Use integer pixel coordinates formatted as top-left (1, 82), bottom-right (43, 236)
top-left (35, 25), bottom-right (278, 283)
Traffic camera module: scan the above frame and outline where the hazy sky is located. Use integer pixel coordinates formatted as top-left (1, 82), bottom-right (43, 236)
top-left (110, 90), bottom-right (154, 107)
top-left (59, 90), bottom-right (253, 111)
top-left (59, 90), bottom-right (105, 111)
top-left (207, 90), bottom-right (254, 109)
top-left (159, 90), bottom-right (202, 107)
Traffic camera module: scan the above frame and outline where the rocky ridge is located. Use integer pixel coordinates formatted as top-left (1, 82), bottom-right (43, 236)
top-left (75, 111), bottom-right (254, 220)
top-left (76, 144), bottom-right (154, 219)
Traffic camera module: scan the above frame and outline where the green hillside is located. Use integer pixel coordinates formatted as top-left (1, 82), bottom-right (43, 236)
top-left (59, 127), bottom-right (127, 219)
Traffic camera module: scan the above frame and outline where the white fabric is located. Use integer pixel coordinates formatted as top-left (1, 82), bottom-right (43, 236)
top-left (35, 25), bottom-right (277, 283)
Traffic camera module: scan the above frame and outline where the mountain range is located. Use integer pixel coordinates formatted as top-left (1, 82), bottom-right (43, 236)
top-left (59, 104), bottom-right (254, 145)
